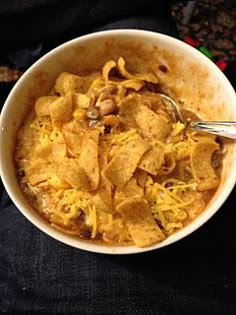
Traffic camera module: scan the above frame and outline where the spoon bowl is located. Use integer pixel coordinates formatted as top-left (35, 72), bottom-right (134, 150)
top-left (159, 93), bottom-right (236, 140)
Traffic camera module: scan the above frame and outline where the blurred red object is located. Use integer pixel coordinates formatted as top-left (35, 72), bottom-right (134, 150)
top-left (183, 36), bottom-right (198, 47)
top-left (216, 60), bottom-right (227, 71)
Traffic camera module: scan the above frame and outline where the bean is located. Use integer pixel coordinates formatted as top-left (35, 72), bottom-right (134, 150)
top-left (98, 99), bottom-right (116, 116)
top-left (86, 107), bottom-right (99, 120)
top-left (16, 169), bottom-right (25, 177)
top-left (104, 125), bottom-right (112, 134)
top-left (79, 228), bottom-right (92, 239)
top-left (159, 65), bottom-right (168, 73)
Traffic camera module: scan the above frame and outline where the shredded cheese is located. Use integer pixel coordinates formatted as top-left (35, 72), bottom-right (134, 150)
top-left (91, 205), bottom-right (97, 238)
top-left (15, 57), bottom-right (222, 247)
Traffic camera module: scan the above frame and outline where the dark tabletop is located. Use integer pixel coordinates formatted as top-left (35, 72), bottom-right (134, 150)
top-left (0, 1), bottom-right (236, 314)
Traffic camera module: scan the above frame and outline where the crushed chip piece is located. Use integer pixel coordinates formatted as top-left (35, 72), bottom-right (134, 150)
top-left (78, 130), bottom-right (100, 191)
top-left (63, 130), bottom-right (84, 157)
top-left (139, 145), bottom-right (164, 175)
top-left (135, 169), bottom-right (148, 189)
top-left (116, 198), bottom-right (165, 247)
top-left (49, 92), bottom-right (73, 127)
top-left (35, 96), bottom-right (59, 117)
top-left (115, 177), bottom-right (144, 207)
top-left (159, 152), bottom-right (176, 175)
top-left (87, 76), bottom-right (105, 94)
top-left (48, 174), bottom-right (71, 189)
top-left (124, 177), bottom-right (144, 198)
top-left (119, 94), bottom-right (141, 128)
top-left (25, 159), bottom-right (54, 185)
top-left (73, 93), bottom-right (91, 109)
top-left (102, 60), bottom-right (117, 81)
top-left (191, 140), bottom-right (220, 191)
top-left (103, 139), bottom-right (150, 189)
top-left (134, 103), bottom-right (171, 140)
top-left (55, 72), bottom-right (86, 95)
top-left (117, 57), bottom-right (158, 83)
top-left (134, 72), bottom-right (158, 84)
top-left (121, 79), bottom-right (144, 91)
top-left (56, 157), bottom-right (90, 190)
top-left (117, 57), bottom-right (133, 79)
top-left (141, 92), bottom-right (163, 112)
top-left (119, 94), bottom-right (171, 139)
top-left (92, 191), bottom-right (114, 214)
top-left (62, 120), bottom-right (82, 134)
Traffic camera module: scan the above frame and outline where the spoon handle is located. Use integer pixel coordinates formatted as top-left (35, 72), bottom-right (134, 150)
top-left (189, 121), bottom-right (236, 140)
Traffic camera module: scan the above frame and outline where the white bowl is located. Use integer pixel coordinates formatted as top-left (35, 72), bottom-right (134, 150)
top-left (1, 30), bottom-right (236, 254)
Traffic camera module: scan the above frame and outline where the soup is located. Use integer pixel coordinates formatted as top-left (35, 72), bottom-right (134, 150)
top-left (15, 57), bottom-right (223, 247)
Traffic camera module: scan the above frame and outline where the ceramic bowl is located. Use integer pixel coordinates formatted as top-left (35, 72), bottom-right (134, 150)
top-left (1, 30), bottom-right (236, 254)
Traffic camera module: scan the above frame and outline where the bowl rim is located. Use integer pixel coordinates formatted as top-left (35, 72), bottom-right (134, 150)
top-left (1, 29), bottom-right (236, 254)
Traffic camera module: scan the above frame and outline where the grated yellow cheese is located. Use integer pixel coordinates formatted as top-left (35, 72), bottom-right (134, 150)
top-left (146, 179), bottom-right (195, 232)
top-left (15, 57), bottom-right (222, 248)
top-left (90, 205), bottom-right (97, 238)
top-left (171, 122), bottom-right (186, 136)
top-left (102, 128), bottom-right (140, 146)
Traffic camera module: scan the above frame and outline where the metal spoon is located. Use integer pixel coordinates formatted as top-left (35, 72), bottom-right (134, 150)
top-left (159, 93), bottom-right (236, 140)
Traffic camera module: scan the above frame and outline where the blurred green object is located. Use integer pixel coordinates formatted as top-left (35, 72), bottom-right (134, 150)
top-left (198, 46), bottom-right (214, 59)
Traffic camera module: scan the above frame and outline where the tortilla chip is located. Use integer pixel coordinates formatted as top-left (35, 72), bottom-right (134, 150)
top-left (141, 92), bottom-right (163, 112)
top-left (116, 198), bottom-right (165, 247)
top-left (124, 177), bottom-right (144, 197)
top-left (63, 130), bottom-right (84, 157)
top-left (134, 103), bottom-right (171, 140)
top-left (56, 157), bottom-right (90, 190)
top-left (115, 84), bottom-right (127, 103)
top-left (78, 130), bottom-right (100, 191)
top-left (55, 72), bottom-right (87, 95)
top-left (117, 57), bottom-right (158, 83)
top-left (119, 94), bottom-right (141, 128)
top-left (34, 133), bottom-right (52, 159)
top-left (102, 60), bottom-right (117, 81)
top-left (135, 73), bottom-right (158, 84)
top-left (52, 142), bottom-right (67, 158)
top-left (158, 152), bottom-right (176, 175)
top-left (119, 94), bottom-right (170, 140)
top-left (139, 145), bottom-right (164, 175)
top-left (83, 72), bottom-right (102, 90)
top-left (135, 169), bottom-right (148, 189)
top-left (92, 191), bottom-right (114, 214)
top-left (27, 172), bottom-right (51, 186)
top-left (25, 159), bottom-right (54, 185)
top-left (94, 139), bottom-right (114, 213)
top-left (50, 129), bottom-right (67, 158)
top-left (62, 120), bottom-right (82, 134)
top-left (49, 92), bottom-right (73, 127)
top-left (191, 140), bottom-right (220, 191)
top-left (98, 140), bottom-right (109, 170)
top-left (87, 76), bottom-right (105, 95)
top-left (114, 177), bottom-right (144, 207)
top-left (47, 174), bottom-right (71, 189)
top-left (35, 96), bottom-right (59, 117)
top-left (35, 144), bottom-right (52, 159)
top-left (117, 57), bottom-right (133, 79)
top-left (103, 139), bottom-right (150, 189)
top-left (107, 144), bottom-right (120, 161)
top-left (121, 79), bottom-right (144, 91)
top-left (72, 93), bottom-right (91, 109)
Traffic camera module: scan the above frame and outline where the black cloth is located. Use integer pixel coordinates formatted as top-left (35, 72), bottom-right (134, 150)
top-left (0, 0), bottom-right (171, 51)
top-left (1, 3), bottom-right (236, 314)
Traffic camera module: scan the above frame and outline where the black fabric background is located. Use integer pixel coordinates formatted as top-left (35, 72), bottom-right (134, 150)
top-left (0, 1), bottom-right (236, 314)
